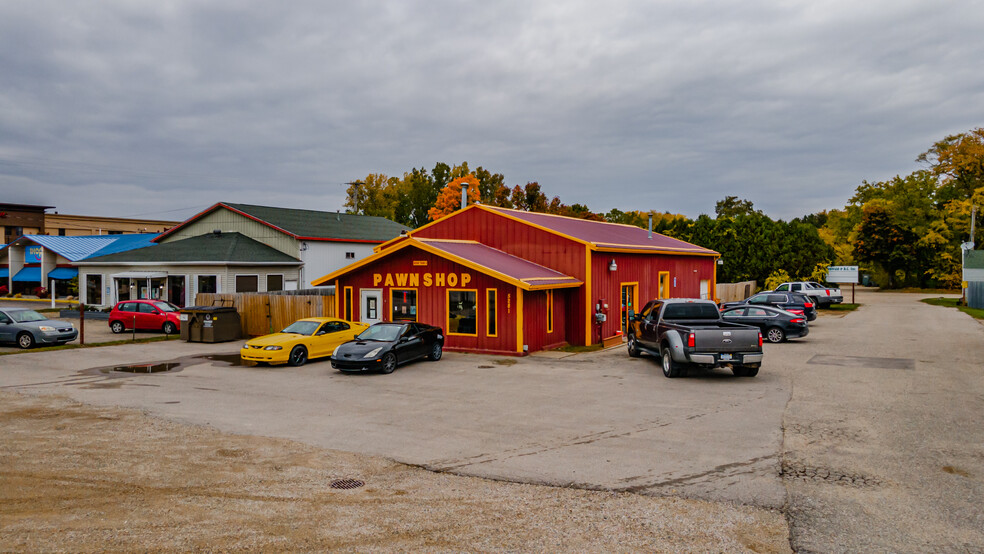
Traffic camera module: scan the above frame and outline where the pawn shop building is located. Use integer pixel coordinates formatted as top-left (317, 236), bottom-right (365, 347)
top-left (313, 205), bottom-right (719, 355)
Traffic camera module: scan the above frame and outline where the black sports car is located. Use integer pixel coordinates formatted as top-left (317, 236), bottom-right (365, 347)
top-left (719, 304), bottom-right (809, 343)
top-left (331, 322), bottom-right (444, 374)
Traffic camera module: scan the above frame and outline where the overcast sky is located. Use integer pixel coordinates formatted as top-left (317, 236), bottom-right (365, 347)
top-left (1, 1), bottom-right (982, 223)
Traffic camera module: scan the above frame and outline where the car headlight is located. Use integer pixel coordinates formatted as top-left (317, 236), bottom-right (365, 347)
top-left (263, 345), bottom-right (283, 351)
top-left (363, 347), bottom-right (382, 359)
top-left (38, 325), bottom-right (56, 332)
top-left (332, 345), bottom-right (341, 357)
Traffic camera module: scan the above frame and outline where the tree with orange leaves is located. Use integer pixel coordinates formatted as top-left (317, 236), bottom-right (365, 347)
top-left (427, 174), bottom-right (481, 221)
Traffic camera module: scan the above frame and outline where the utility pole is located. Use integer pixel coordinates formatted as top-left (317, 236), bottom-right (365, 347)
top-left (344, 181), bottom-right (364, 214)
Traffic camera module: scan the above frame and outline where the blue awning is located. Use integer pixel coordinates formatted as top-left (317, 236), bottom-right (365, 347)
top-left (0, 268), bottom-right (8, 279)
top-left (12, 267), bottom-right (41, 282)
top-left (47, 267), bottom-right (79, 280)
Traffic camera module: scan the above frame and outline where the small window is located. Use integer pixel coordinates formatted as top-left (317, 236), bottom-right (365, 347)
top-left (197, 275), bottom-right (218, 294)
top-left (791, 283), bottom-right (802, 291)
top-left (546, 290), bottom-right (554, 333)
top-left (267, 274), bottom-right (283, 292)
top-left (343, 287), bottom-right (353, 321)
top-left (120, 302), bottom-right (138, 312)
top-left (345, 252), bottom-right (356, 259)
top-left (748, 308), bottom-right (769, 316)
top-left (108, 230), bottom-right (123, 235)
top-left (448, 290), bottom-right (477, 335)
top-left (486, 289), bottom-right (497, 337)
top-left (775, 284), bottom-right (789, 291)
top-left (235, 275), bottom-right (258, 293)
top-left (768, 294), bottom-right (786, 303)
top-left (58, 228), bottom-right (66, 236)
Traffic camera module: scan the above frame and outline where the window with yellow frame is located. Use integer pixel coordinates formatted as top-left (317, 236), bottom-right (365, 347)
top-left (447, 289), bottom-right (478, 336)
top-left (658, 271), bottom-right (670, 299)
top-left (486, 288), bottom-right (497, 337)
top-left (546, 290), bottom-right (554, 333)
top-left (343, 286), bottom-right (353, 321)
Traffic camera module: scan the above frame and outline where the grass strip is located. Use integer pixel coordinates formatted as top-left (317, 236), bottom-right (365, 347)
top-left (826, 303), bottom-right (860, 312)
top-left (921, 297), bottom-right (984, 320)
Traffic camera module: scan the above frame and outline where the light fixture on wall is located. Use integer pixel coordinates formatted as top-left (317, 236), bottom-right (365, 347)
top-left (300, 241), bottom-right (308, 251)
top-left (608, 259), bottom-right (617, 271)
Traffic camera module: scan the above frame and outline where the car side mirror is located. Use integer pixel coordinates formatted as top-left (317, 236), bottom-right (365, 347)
top-left (316, 331), bottom-right (326, 336)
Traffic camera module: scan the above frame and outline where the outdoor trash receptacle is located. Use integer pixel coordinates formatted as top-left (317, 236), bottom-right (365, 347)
top-left (179, 306), bottom-right (242, 343)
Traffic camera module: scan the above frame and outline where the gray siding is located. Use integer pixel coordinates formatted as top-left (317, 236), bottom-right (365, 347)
top-left (161, 209), bottom-right (299, 257)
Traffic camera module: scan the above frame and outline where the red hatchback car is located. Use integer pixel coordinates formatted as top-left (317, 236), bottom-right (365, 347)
top-left (109, 300), bottom-right (181, 334)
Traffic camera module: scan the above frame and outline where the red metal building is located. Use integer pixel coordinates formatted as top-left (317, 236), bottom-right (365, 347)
top-left (313, 205), bottom-right (718, 355)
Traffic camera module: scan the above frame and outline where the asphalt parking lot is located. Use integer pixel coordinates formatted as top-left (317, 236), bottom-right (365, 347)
top-left (2, 290), bottom-right (982, 552)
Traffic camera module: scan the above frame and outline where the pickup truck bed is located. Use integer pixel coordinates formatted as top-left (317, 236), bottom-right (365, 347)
top-left (627, 299), bottom-right (763, 378)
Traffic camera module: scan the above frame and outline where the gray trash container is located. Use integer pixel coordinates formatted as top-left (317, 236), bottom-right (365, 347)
top-left (179, 306), bottom-right (242, 343)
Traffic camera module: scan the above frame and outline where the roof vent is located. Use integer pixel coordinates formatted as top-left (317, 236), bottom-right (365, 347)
top-left (400, 229), bottom-right (408, 236)
top-left (212, 229), bottom-right (221, 237)
top-left (336, 210), bottom-right (341, 221)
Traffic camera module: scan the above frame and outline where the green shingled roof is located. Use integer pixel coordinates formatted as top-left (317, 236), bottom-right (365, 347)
top-left (965, 249), bottom-right (984, 269)
top-left (222, 203), bottom-right (409, 241)
top-left (80, 232), bottom-right (301, 264)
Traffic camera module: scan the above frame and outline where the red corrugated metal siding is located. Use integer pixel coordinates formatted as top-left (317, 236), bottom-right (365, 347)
top-left (417, 208), bottom-right (589, 346)
top-left (337, 245), bottom-right (520, 354)
top-left (522, 289), bottom-right (569, 352)
top-left (590, 252), bottom-right (715, 340)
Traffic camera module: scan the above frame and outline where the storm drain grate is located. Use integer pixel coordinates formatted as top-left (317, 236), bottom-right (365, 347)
top-left (330, 478), bottom-right (365, 490)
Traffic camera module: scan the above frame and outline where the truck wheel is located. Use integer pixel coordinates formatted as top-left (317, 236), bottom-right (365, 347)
top-left (627, 336), bottom-right (641, 358)
top-left (733, 364), bottom-right (759, 377)
top-left (661, 347), bottom-right (681, 378)
top-left (765, 327), bottom-right (785, 343)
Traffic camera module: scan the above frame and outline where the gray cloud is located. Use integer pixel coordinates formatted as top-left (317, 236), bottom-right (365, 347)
top-left (1, 0), bottom-right (982, 222)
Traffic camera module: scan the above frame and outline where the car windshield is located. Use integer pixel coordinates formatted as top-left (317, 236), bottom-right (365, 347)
top-left (356, 324), bottom-right (403, 342)
top-left (9, 310), bottom-right (47, 323)
top-left (281, 320), bottom-right (319, 335)
top-left (153, 302), bottom-right (179, 312)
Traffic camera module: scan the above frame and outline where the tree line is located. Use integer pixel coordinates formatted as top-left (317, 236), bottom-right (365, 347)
top-left (346, 127), bottom-right (983, 289)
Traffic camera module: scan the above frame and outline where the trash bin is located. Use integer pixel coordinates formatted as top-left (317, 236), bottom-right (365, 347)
top-left (179, 306), bottom-right (242, 343)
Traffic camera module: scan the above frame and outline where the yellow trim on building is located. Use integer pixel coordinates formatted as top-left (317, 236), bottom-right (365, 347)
top-left (486, 288), bottom-right (498, 337)
top-left (659, 271), bottom-right (671, 299)
top-left (584, 244), bottom-right (592, 346)
top-left (516, 286), bottom-right (524, 353)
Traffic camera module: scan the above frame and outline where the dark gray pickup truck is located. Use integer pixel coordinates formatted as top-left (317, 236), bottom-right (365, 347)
top-left (626, 298), bottom-right (763, 377)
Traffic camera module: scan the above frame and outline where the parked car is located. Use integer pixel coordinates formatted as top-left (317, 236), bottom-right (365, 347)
top-left (720, 292), bottom-right (817, 321)
top-left (0, 307), bottom-right (78, 349)
top-left (109, 300), bottom-right (182, 334)
top-left (240, 317), bottom-right (369, 366)
top-left (719, 305), bottom-right (809, 343)
top-left (626, 298), bottom-right (763, 377)
top-left (772, 281), bottom-right (843, 308)
top-left (331, 322), bottom-right (444, 374)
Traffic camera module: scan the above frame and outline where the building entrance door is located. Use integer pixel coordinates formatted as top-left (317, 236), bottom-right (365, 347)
top-left (620, 283), bottom-right (637, 336)
top-left (360, 289), bottom-right (382, 324)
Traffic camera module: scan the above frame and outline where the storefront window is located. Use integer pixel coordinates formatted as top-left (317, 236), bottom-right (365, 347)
top-left (86, 275), bottom-right (102, 305)
top-left (149, 277), bottom-right (165, 300)
top-left (391, 289), bottom-right (417, 322)
top-left (117, 278), bottom-right (131, 302)
top-left (167, 276), bottom-right (186, 307)
top-left (448, 290), bottom-right (477, 335)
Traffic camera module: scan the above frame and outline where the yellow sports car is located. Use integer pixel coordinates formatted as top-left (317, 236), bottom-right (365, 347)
top-left (240, 317), bottom-right (369, 366)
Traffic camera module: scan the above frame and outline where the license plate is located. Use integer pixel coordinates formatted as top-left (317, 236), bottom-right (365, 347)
top-left (720, 353), bottom-right (733, 361)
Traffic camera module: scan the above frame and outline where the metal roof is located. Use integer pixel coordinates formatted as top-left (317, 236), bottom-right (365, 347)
top-left (481, 206), bottom-right (718, 255)
top-left (80, 232), bottom-right (302, 264)
top-left (11, 235), bottom-right (119, 262)
top-left (417, 239), bottom-right (582, 288)
top-left (154, 202), bottom-right (410, 243)
top-left (314, 237), bottom-right (581, 290)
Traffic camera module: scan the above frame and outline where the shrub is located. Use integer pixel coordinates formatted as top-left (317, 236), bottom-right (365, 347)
top-left (0, 285), bottom-right (7, 296)
top-left (33, 286), bottom-right (49, 298)
top-left (764, 269), bottom-right (791, 291)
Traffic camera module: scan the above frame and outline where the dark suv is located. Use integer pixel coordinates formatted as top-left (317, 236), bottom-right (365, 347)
top-left (720, 292), bottom-right (817, 321)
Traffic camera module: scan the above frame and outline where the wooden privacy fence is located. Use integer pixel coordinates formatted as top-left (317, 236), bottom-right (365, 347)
top-left (715, 280), bottom-right (757, 303)
top-left (194, 293), bottom-right (335, 337)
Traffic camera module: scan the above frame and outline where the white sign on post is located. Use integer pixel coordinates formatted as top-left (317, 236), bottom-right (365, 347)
top-left (827, 266), bottom-right (859, 284)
